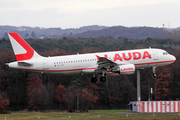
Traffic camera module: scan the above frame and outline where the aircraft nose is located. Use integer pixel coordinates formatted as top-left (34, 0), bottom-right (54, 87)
top-left (171, 55), bottom-right (176, 62)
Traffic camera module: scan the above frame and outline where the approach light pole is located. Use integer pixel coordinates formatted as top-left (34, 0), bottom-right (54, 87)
top-left (137, 69), bottom-right (141, 101)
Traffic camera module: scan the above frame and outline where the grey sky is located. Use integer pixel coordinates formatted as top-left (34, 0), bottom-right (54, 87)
top-left (0, 0), bottom-right (180, 29)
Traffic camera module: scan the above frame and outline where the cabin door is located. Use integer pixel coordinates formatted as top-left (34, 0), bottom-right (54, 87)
top-left (43, 60), bottom-right (49, 70)
top-left (152, 50), bottom-right (158, 60)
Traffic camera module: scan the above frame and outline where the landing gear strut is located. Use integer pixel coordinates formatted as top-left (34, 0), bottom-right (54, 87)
top-left (152, 66), bottom-right (156, 77)
top-left (100, 71), bottom-right (106, 82)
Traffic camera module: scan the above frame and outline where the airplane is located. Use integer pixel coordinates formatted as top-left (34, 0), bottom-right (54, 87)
top-left (6, 32), bottom-right (176, 83)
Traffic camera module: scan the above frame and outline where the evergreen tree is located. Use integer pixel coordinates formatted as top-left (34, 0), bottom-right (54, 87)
top-left (31, 31), bottom-right (36, 38)
top-left (25, 33), bottom-right (30, 38)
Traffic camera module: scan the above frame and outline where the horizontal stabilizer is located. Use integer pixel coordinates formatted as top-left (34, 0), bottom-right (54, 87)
top-left (18, 62), bottom-right (32, 66)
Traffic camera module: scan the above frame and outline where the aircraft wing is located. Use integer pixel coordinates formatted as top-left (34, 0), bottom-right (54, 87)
top-left (95, 55), bottom-right (117, 72)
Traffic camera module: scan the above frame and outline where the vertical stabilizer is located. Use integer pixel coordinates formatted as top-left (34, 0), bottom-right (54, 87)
top-left (8, 33), bottom-right (42, 61)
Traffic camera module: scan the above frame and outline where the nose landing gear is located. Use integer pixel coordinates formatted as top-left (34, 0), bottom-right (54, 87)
top-left (152, 66), bottom-right (156, 77)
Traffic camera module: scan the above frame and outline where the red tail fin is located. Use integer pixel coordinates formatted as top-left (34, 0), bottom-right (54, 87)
top-left (8, 33), bottom-right (41, 61)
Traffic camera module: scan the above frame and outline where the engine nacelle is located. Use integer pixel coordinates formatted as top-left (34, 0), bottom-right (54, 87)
top-left (111, 64), bottom-right (135, 75)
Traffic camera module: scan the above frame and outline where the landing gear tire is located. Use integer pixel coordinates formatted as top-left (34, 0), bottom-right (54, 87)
top-left (153, 73), bottom-right (156, 77)
top-left (91, 77), bottom-right (97, 83)
top-left (100, 77), bottom-right (106, 82)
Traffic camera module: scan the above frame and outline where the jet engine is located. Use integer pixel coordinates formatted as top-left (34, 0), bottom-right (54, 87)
top-left (111, 64), bottom-right (135, 75)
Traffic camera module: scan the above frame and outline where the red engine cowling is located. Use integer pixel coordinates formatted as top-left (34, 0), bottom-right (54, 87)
top-left (111, 64), bottom-right (135, 75)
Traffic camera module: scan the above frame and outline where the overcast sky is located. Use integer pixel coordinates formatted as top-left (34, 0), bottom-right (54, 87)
top-left (1, 0), bottom-right (180, 29)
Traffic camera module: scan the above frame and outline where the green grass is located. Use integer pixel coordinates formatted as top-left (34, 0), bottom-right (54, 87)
top-left (0, 110), bottom-right (180, 120)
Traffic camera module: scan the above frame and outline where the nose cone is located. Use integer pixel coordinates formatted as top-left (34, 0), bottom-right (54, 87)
top-left (170, 55), bottom-right (176, 62)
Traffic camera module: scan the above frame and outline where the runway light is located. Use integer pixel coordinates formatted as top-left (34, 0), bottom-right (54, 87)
top-left (69, 115), bottom-right (71, 118)
top-left (126, 114), bottom-right (128, 117)
top-left (98, 115), bottom-right (100, 118)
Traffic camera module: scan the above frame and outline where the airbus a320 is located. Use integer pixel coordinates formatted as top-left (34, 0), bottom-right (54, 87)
top-left (6, 33), bottom-right (176, 83)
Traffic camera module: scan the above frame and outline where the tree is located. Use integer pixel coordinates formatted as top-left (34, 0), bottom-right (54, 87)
top-left (84, 84), bottom-right (100, 103)
top-left (25, 33), bottom-right (30, 38)
top-left (154, 66), bottom-right (170, 100)
top-left (168, 52), bottom-right (180, 100)
top-left (66, 85), bottom-right (81, 111)
top-left (28, 87), bottom-right (43, 111)
top-left (80, 88), bottom-right (95, 111)
top-left (26, 73), bottom-right (43, 111)
top-left (56, 84), bottom-right (66, 107)
top-left (0, 94), bottom-right (9, 114)
top-left (31, 31), bottom-right (36, 38)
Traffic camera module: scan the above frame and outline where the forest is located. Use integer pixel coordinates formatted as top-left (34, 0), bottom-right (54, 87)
top-left (0, 35), bottom-right (180, 113)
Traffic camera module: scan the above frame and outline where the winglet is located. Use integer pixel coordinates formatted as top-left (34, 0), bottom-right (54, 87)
top-left (96, 55), bottom-right (101, 60)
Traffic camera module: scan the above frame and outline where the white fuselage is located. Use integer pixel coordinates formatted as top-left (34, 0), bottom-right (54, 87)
top-left (8, 48), bottom-right (176, 75)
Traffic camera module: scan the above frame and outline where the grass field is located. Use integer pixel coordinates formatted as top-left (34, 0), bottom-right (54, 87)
top-left (0, 110), bottom-right (180, 120)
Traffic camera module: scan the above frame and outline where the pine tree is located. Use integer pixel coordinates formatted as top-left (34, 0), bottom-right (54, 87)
top-left (31, 31), bottom-right (36, 38)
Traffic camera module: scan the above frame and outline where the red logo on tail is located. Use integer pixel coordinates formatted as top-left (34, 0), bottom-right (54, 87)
top-left (9, 33), bottom-right (34, 61)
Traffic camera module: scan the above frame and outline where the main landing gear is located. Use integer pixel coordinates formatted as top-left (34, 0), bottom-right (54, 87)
top-left (91, 76), bottom-right (106, 83)
top-left (91, 77), bottom-right (97, 83)
top-left (91, 73), bottom-right (97, 83)
top-left (91, 72), bottom-right (106, 83)
top-left (100, 76), bottom-right (106, 82)
top-left (100, 71), bottom-right (106, 82)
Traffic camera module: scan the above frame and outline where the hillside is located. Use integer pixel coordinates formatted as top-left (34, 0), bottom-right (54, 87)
top-left (0, 25), bottom-right (171, 39)
top-left (68, 26), bottom-right (166, 39)
top-left (0, 25), bottom-right (106, 38)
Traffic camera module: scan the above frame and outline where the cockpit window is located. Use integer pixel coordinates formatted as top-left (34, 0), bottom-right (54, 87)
top-left (163, 52), bottom-right (168, 55)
